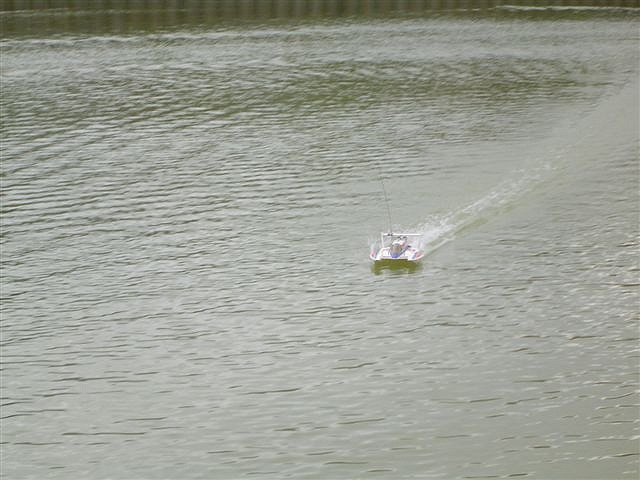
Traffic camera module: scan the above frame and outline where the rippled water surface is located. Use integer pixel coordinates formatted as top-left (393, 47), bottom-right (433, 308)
top-left (1, 7), bottom-right (639, 479)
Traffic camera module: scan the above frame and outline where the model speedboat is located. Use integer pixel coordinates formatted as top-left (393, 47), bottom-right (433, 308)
top-left (370, 233), bottom-right (425, 264)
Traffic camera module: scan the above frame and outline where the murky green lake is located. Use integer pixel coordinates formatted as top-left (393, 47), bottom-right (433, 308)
top-left (1, 5), bottom-right (638, 479)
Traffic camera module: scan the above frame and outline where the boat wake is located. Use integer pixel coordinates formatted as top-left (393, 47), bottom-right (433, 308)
top-left (367, 163), bottom-right (553, 259)
top-left (370, 78), bottom-right (638, 261)
top-left (413, 78), bottom-right (639, 257)
top-left (412, 167), bottom-right (549, 255)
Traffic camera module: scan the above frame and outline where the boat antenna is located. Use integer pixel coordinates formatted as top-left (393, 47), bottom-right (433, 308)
top-left (379, 172), bottom-right (393, 235)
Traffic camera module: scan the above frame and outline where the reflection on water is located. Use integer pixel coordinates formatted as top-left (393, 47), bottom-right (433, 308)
top-left (372, 261), bottom-right (422, 275)
top-left (2, 0), bottom-right (639, 37)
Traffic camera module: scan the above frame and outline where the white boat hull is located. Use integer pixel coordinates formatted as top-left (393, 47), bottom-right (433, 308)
top-left (370, 232), bottom-right (425, 264)
top-left (370, 246), bottom-right (425, 263)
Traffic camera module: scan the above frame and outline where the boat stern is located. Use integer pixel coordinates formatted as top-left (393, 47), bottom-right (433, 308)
top-left (370, 233), bottom-right (425, 263)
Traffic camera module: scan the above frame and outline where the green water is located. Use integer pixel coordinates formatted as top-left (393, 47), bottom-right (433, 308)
top-left (1, 6), bottom-right (638, 479)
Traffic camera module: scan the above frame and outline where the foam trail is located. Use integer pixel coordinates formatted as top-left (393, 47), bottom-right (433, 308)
top-left (412, 77), bottom-right (639, 256)
top-left (369, 77), bottom-right (637, 258)
top-left (367, 164), bottom-right (552, 255)
top-left (412, 165), bottom-right (552, 254)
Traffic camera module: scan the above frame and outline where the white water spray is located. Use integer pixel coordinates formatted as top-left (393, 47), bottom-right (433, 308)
top-left (407, 163), bottom-right (554, 255)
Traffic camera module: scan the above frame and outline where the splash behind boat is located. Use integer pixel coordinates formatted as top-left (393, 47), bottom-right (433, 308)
top-left (370, 233), bottom-right (425, 264)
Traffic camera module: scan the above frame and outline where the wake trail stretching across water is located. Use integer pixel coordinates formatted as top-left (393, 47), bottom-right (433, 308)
top-left (368, 169), bottom-right (543, 255)
top-left (413, 167), bottom-right (550, 254)
top-left (407, 79), bottom-right (639, 256)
